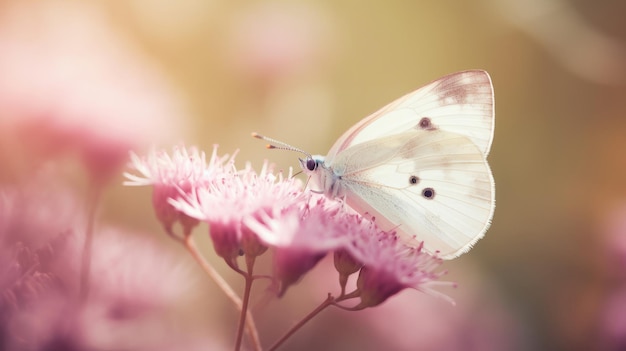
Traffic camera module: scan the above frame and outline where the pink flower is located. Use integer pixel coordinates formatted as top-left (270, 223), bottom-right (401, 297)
top-left (344, 228), bottom-right (452, 309)
top-left (0, 218), bottom-right (195, 350)
top-left (0, 1), bottom-right (185, 183)
top-left (124, 145), bottom-right (234, 236)
top-left (0, 242), bottom-right (58, 320)
top-left (59, 228), bottom-right (196, 350)
top-left (0, 173), bottom-right (84, 247)
top-left (3, 293), bottom-right (87, 351)
top-left (169, 159), bottom-right (305, 268)
top-left (62, 227), bottom-right (191, 318)
top-left (0, 183), bottom-right (78, 350)
top-left (357, 271), bottom-right (521, 351)
top-left (245, 195), bottom-right (351, 295)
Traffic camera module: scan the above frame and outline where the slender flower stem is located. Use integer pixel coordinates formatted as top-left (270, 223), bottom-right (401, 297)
top-left (235, 256), bottom-right (256, 351)
top-left (79, 185), bottom-right (102, 303)
top-left (268, 294), bottom-right (335, 351)
top-left (183, 234), bottom-right (261, 351)
top-left (165, 228), bottom-right (185, 244)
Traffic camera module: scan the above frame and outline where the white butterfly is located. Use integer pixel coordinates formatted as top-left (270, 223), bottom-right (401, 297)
top-left (255, 70), bottom-right (495, 259)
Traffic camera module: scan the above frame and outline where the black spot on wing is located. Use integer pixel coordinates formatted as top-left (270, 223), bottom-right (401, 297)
top-left (416, 117), bottom-right (437, 131)
top-left (422, 187), bottom-right (435, 199)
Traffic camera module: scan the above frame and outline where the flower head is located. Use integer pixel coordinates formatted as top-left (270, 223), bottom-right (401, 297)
top-left (169, 160), bottom-right (304, 267)
top-left (245, 195), bottom-right (351, 295)
top-left (124, 145), bottom-right (234, 236)
top-left (344, 228), bottom-right (451, 309)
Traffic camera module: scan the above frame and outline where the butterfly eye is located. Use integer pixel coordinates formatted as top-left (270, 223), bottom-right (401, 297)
top-left (409, 175), bottom-right (419, 185)
top-left (422, 187), bottom-right (435, 199)
top-left (306, 158), bottom-right (317, 171)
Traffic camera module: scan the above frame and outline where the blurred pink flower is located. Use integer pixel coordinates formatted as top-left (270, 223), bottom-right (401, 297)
top-left (0, 172), bottom-right (84, 247)
top-left (125, 145), bottom-right (234, 236)
top-left (289, 262), bottom-right (516, 351)
top-left (0, 1), bottom-right (186, 183)
top-left (0, 173), bottom-right (200, 349)
top-left (5, 289), bottom-right (225, 351)
top-left (4, 293), bottom-right (86, 351)
top-left (61, 227), bottom-right (194, 350)
top-left (0, 221), bottom-right (196, 349)
top-left (60, 227), bottom-right (191, 319)
top-left (0, 176), bottom-right (82, 333)
top-left (0, 241), bottom-right (58, 321)
top-left (0, 181), bottom-right (78, 350)
top-left (356, 271), bottom-right (522, 351)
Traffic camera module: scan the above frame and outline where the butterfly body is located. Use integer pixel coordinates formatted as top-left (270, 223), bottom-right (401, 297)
top-left (296, 70), bottom-right (495, 259)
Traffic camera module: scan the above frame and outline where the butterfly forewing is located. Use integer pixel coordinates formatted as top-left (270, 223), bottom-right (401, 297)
top-left (333, 130), bottom-right (494, 259)
top-left (325, 70), bottom-right (494, 166)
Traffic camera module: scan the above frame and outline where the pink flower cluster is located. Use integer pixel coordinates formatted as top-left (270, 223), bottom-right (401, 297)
top-left (125, 145), bottom-right (451, 307)
top-left (0, 179), bottom-right (196, 350)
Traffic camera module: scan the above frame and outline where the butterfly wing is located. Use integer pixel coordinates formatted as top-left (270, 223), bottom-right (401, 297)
top-left (325, 70), bottom-right (494, 166)
top-left (333, 129), bottom-right (494, 259)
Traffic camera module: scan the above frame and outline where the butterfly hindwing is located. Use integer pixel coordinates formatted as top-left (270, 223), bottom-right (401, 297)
top-left (334, 129), bottom-right (494, 258)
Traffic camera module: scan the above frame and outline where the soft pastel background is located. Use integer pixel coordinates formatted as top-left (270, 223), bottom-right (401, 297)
top-left (2, 0), bottom-right (626, 350)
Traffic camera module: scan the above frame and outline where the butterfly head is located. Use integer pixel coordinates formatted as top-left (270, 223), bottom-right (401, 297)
top-left (298, 155), bottom-right (333, 195)
top-left (298, 155), bottom-right (325, 175)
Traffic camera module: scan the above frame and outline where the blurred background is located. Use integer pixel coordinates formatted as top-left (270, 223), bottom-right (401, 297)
top-left (2, 0), bottom-right (626, 350)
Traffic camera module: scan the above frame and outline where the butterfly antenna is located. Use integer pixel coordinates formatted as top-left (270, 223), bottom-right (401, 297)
top-left (251, 132), bottom-right (312, 159)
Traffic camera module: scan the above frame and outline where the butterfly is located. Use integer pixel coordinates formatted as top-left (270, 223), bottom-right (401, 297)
top-left (254, 70), bottom-right (495, 259)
